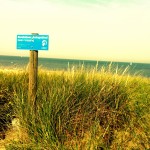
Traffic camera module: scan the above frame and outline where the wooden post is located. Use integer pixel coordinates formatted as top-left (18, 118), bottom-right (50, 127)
top-left (28, 33), bottom-right (38, 108)
top-left (28, 34), bottom-right (38, 140)
top-left (28, 50), bottom-right (38, 107)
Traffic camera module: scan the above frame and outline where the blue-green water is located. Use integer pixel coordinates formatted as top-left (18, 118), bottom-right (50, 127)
top-left (0, 55), bottom-right (150, 77)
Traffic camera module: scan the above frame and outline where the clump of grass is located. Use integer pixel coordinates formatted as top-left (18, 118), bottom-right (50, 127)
top-left (0, 67), bottom-right (150, 149)
top-left (0, 71), bottom-right (15, 139)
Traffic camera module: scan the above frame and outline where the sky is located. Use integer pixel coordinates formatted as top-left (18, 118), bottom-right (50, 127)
top-left (0, 0), bottom-right (150, 63)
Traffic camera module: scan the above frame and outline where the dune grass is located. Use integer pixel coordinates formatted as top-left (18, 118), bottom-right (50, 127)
top-left (0, 67), bottom-right (150, 149)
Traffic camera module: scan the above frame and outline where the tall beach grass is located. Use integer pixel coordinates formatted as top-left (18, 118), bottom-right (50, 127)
top-left (0, 66), bottom-right (150, 149)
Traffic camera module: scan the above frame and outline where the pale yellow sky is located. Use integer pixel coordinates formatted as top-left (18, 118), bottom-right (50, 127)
top-left (0, 0), bottom-right (150, 62)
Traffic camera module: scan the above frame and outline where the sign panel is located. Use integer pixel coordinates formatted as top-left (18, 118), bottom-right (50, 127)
top-left (17, 34), bottom-right (49, 50)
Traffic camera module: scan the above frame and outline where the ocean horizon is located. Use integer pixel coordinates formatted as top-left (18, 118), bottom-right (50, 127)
top-left (0, 55), bottom-right (150, 77)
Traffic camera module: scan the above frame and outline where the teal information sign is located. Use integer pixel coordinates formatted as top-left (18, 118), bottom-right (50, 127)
top-left (17, 34), bottom-right (49, 50)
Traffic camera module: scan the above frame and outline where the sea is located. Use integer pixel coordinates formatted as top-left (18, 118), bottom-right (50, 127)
top-left (0, 55), bottom-right (150, 78)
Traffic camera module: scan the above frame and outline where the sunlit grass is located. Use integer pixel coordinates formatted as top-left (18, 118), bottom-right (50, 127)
top-left (0, 66), bottom-right (150, 149)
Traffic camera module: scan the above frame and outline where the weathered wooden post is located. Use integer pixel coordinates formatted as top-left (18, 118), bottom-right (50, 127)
top-left (28, 33), bottom-right (38, 108)
top-left (29, 49), bottom-right (38, 107)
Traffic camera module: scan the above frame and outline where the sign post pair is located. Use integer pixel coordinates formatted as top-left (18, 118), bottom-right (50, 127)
top-left (17, 33), bottom-right (49, 108)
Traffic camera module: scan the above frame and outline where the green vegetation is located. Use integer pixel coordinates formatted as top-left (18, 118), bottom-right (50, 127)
top-left (0, 67), bottom-right (150, 149)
